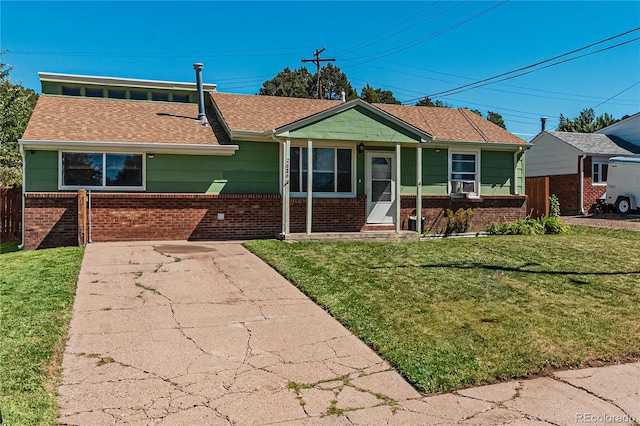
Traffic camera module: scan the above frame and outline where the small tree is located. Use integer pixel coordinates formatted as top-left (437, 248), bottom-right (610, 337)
top-left (360, 83), bottom-right (400, 104)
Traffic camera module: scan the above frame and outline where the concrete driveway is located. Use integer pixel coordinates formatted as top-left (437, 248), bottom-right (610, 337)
top-left (58, 241), bottom-right (639, 425)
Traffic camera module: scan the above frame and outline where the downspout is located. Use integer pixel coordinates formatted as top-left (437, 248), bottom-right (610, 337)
top-left (579, 154), bottom-right (586, 215)
top-left (17, 145), bottom-right (26, 249)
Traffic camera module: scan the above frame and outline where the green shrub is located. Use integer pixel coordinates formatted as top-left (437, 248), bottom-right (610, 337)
top-left (549, 194), bottom-right (560, 217)
top-left (445, 208), bottom-right (475, 235)
top-left (487, 216), bottom-right (568, 235)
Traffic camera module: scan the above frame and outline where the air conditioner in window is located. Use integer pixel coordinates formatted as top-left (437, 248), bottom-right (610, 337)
top-left (455, 181), bottom-right (476, 196)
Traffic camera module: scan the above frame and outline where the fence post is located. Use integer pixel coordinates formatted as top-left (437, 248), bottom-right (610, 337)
top-left (77, 189), bottom-right (88, 246)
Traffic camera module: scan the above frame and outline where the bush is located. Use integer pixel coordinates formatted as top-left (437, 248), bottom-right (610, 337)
top-left (487, 216), bottom-right (568, 235)
top-left (445, 208), bottom-right (475, 235)
top-left (549, 194), bottom-right (560, 217)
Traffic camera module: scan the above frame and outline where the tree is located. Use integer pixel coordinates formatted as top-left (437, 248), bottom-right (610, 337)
top-left (557, 108), bottom-right (618, 132)
top-left (316, 63), bottom-right (358, 101)
top-left (486, 111), bottom-right (506, 129)
top-left (415, 96), bottom-right (448, 107)
top-left (360, 83), bottom-right (400, 104)
top-left (258, 67), bottom-right (314, 98)
top-left (259, 64), bottom-right (357, 101)
top-left (0, 53), bottom-right (38, 188)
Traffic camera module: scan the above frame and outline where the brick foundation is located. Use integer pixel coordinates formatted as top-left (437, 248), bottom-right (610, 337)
top-left (400, 195), bottom-right (527, 233)
top-left (24, 192), bottom-right (527, 249)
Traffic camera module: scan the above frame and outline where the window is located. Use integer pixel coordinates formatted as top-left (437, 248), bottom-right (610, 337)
top-left (61, 86), bottom-right (81, 96)
top-left (107, 89), bottom-right (127, 99)
top-left (592, 161), bottom-right (608, 184)
top-left (62, 152), bottom-right (143, 189)
top-left (450, 152), bottom-right (478, 195)
top-left (130, 90), bottom-right (148, 100)
top-left (151, 92), bottom-right (169, 102)
top-left (85, 88), bottom-right (104, 98)
top-left (290, 147), bottom-right (353, 195)
top-left (172, 93), bottom-right (189, 103)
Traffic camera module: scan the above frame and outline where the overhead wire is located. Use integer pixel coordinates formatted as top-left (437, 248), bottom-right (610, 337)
top-left (592, 81), bottom-right (640, 110)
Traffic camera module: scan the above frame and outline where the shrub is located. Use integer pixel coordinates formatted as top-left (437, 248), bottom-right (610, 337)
top-left (549, 194), bottom-right (560, 217)
top-left (487, 216), bottom-right (568, 235)
top-left (445, 208), bottom-right (475, 235)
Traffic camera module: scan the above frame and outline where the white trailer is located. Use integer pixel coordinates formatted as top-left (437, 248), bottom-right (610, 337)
top-left (605, 156), bottom-right (640, 214)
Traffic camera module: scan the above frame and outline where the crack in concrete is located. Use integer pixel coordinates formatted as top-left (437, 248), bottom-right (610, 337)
top-left (552, 375), bottom-right (637, 423)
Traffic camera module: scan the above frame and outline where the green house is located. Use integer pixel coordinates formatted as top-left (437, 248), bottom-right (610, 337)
top-left (19, 66), bottom-right (530, 249)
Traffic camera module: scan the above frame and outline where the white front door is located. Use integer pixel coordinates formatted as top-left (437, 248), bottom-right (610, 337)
top-left (366, 152), bottom-right (396, 224)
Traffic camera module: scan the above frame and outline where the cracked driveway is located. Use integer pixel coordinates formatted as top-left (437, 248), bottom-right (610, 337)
top-left (58, 241), bottom-right (640, 425)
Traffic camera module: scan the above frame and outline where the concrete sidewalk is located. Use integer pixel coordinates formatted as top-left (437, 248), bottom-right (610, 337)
top-left (58, 241), bottom-right (639, 425)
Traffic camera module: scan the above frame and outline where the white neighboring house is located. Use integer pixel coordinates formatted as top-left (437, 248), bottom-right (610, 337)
top-left (595, 112), bottom-right (640, 147)
top-left (526, 123), bottom-right (640, 215)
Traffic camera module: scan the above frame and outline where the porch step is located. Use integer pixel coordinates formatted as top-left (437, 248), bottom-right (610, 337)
top-left (283, 231), bottom-right (420, 242)
top-left (361, 224), bottom-right (396, 232)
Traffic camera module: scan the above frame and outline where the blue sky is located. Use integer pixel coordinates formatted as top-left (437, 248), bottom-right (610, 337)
top-left (2, 1), bottom-right (639, 140)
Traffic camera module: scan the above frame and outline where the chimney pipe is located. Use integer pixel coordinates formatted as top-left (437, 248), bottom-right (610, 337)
top-left (540, 116), bottom-right (547, 132)
top-left (341, 90), bottom-right (346, 102)
top-left (193, 63), bottom-right (207, 125)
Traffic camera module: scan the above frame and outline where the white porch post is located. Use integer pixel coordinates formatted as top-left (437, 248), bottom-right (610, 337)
top-left (282, 138), bottom-right (291, 236)
top-left (395, 142), bottom-right (401, 234)
top-left (306, 139), bottom-right (313, 235)
top-left (416, 142), bottom-right (422, 234)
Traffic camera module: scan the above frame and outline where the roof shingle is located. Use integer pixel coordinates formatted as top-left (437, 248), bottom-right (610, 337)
top-left (22, 95), bottom-right (228, 145)
top-left (548, 131), bottom-right (640, 155)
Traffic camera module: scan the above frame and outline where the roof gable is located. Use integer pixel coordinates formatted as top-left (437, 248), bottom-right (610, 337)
top-left (277, 100), bottom-right (432, 143)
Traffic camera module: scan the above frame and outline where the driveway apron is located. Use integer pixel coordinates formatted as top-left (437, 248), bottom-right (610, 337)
top-left (58, 241), bottom-right (640, 425)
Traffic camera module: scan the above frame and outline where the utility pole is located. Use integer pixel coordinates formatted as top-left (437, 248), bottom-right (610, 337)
top-left (301, 47), bottom-right (335, 100)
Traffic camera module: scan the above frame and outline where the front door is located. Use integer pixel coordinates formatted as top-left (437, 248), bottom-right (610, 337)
top-left (366, 152), bottom-right (396, 224)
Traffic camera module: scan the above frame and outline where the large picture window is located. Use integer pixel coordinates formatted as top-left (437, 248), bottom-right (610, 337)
top-left (62, 152), bottom-right (143, 189)
top-left (290, 147), bottom-right (353, 195)
top-left (450, 152), bottom-right (478, 195)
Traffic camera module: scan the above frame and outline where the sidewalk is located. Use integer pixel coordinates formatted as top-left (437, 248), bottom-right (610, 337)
top-left (58, 241), bottom-right (639, 425)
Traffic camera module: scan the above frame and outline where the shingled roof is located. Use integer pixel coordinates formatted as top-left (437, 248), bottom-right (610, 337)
top-left (22, 95), bottom-right (230, 145)
top-left (211, 92), bottom-right (528, 145)
top-left (546, 131), bottom-right (640, 155)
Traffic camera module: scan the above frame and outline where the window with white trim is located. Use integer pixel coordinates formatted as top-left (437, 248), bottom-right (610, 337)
top-left (290, 147), bottom-right (353, 195)
top-left (592, 161), bottom-right (608, 184)
top-left (61, 152), bottom-right (143, 189)
top-left (450, 152), bottom-right (478, 195)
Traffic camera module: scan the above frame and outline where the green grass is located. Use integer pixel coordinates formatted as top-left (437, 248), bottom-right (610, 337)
top-left (245, 227), bottom-right (640, 394)
top-left (1, 239), bottom-right (20, 254)
top-left (0, 246), bottom-right (84, 425)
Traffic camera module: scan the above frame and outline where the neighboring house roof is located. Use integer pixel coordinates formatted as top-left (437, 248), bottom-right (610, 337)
top-left (22, 95), bottom-right (230, 146)
top-left (595, 112), bottom-right (640, 147)
top-left (545, 131), bottom-right (640, 155)
top-left (211, 92), bottom-right (528, 145)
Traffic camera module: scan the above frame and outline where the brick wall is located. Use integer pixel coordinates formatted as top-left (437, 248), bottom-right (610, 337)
top-left (582, 157), bottom-right (607, 214)
top-left (24, 193), bottom-right (78, 250)
top-left (547, 157), bottom-right (605, 216)
top-left (400, 195), bottom-right (527, 233)
top-left (24, 192), bottom-right (527, 248)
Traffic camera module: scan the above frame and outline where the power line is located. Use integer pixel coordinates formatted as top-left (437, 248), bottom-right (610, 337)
top-left (417, 27), bottom-right (640, 100)
top-left (592, 81), bottom-right (640, 110)
top-left (343, 1), bottom-right (509, 67)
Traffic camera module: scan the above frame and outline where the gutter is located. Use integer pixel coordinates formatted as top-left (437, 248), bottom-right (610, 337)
top-left (19, 139), bottom-right (239, 156)
top-left (579, 154), bottom-right (586, 215)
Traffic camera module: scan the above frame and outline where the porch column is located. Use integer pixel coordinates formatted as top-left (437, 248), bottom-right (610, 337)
top-left (306, 139), bottom-right (313, 235)
top-left (282, 138), bottom-right (291, 236)
top-left (416, 142), bottom-right (422, 234)
top-left (395, 142), bottom-right (401, 234)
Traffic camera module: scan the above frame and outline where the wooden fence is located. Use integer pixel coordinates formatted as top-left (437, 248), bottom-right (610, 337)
top-left (1, 187), bottom-right (21, 240)
top-left (525, 177), bottom-right (549, 218)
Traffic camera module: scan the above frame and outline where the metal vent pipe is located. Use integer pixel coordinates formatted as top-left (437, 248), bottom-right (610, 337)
top-left (193, 63), bottom-right (207, 124)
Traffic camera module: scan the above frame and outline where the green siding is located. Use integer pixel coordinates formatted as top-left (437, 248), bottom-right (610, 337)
top-left (481, 151), bottom-right (514, 195)
top-left (25, 150), bottom-right (58, 191)
top-left (146, 141), bottom-right (279, 193)
top-left (288, 106), bottom-right (419, 143)
top-left (400, 147), bottom-right (449, 195)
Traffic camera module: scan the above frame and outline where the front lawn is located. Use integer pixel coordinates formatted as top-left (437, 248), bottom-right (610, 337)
top-left (0, 246), bottom-right (84, 425)
top-left (245, 227), bottom-right (640, 393)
